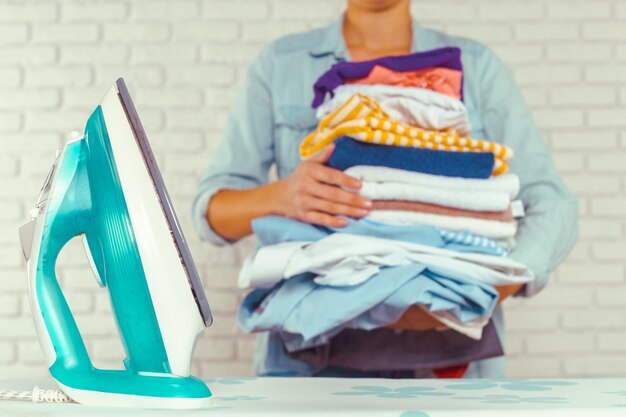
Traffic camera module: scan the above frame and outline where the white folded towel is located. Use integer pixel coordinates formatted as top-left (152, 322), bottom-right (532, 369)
top-left (316, 84), bottom-right (471, 134)
top-left (345, 166), bottom-right (520, 199)
top-left (367, 210), bottom-right (518, 239)
top-left (358, 181), bottom-right (512, 212)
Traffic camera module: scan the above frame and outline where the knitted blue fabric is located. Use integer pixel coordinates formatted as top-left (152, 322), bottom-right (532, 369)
top-left (327, 137), bottom-right (495, 179)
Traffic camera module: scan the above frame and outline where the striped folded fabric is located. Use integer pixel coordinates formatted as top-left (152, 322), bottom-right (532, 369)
top-left (316, 84), bottom-right (471, 134)
top-left (371, 200), bottom-right (514, 222)
top-left (300, 93), bottom-right (513, 176)
top-left (366, 210), bottom-right (518, 240)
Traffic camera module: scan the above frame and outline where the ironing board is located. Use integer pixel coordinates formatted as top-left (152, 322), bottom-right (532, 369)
top-left (1, 377), bottom-right (626, 416)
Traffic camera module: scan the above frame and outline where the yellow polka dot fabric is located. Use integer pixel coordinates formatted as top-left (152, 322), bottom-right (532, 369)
top-left (300, 93), bottom-right (513, 176)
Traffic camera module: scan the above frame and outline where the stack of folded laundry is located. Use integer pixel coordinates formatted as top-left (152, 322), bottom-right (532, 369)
top-left (238, 47), bottom-right (534, 377)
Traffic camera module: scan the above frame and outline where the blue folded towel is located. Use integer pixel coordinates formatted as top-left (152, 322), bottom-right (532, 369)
top-left (327, 137), bottom-right (495, 179)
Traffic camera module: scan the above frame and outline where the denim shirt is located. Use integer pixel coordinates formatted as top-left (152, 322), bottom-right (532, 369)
top-left (192, 16), bottom-right (579, 377)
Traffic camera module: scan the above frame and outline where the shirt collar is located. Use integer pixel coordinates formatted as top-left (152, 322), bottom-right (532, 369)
top-left (308, 14), bottom-right (348, 60)
top-left (308, 14), bottom-right (423, 61)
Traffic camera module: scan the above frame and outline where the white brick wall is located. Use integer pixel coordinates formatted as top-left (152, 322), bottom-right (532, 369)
top-left (0, 0), bottom-right (624, 379)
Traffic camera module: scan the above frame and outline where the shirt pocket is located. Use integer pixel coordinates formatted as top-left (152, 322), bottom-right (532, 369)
top-left (274, 105), bottom-right (319, 176)
top-left (470, 118), bottom-right (487, 140)
top-left (275, 104), bottom-right (318, 131)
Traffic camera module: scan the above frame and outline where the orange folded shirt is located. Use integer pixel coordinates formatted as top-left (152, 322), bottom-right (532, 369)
top-left (347, 65), bottom-right (463, 101)
top-left (371, 200), bottom-right (514, 222)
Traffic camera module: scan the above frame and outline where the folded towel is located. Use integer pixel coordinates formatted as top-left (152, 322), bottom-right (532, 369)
top-left (347, 66), bottom-right (463, 100)
top-left (371, 200), bottom-right (514, 222)
top-left (312, 46), bottom-right (463, 108)
top-left (301, 94), bottom-right (512, 175)
top-left (359, 182), bottom-right (511, 212)
top-left (367, 210), bottom-right (518, 239)
top-left (345, 166), bottom-right (520, 198)
top-left (327, 137), bottom-right (495, 179)
top-left (316, 84), bottom-right (471, 134)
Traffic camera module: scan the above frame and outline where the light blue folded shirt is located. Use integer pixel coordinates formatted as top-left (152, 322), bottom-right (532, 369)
top-left (241, 215), bottom-right (500, 366)
top-left (239, 264), bottom-right (498, 346)
top-left (239, 261), bottom-right (498, 377)
top-left (252, 215), bottom-right (507, 256)
top-left (193, 15), bottom-right (579, 377)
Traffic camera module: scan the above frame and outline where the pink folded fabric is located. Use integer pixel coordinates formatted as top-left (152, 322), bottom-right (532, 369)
top-left (371, 200), bottom-right (514, 222)
top-left (347, 65), bottom-right (463, 100)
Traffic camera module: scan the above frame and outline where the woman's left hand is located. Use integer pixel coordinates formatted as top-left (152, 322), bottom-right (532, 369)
top-left (496, 284), bottom-right (524, 304)
top-left (388, 284), bottom-right (526, 331)
top-left (387, 306), bottom-right (444, 331)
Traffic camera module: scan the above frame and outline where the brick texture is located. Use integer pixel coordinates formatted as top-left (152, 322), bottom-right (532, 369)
top-left (0, 0), bottom-right (625, 380)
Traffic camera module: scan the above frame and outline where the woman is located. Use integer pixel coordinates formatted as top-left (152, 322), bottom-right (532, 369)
top-left (193, 0), bottom-right (578, 377)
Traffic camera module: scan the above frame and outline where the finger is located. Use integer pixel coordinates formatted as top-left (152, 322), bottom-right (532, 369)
top-left (311, 164), bottom-right (362, 190)
top-left (309, 143), bottom-right (335, 164)
top-left (302, 211), bottom-right (349, 228)
top-left (309, 197), bottom-right (369, 218)
top-left (310, 184), bottom-right (371, 209)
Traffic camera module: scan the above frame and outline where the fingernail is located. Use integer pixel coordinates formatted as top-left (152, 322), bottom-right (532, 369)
top-left (361, 200), bottom-right (372, 208)
top-left (335, 218), bottom-right (349, 227)
top-left (356, 209), bottom-right (368, 217)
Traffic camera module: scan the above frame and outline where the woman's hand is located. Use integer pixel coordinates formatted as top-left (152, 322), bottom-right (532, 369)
top-left (274, 144), bottom-right (372, 228)
top-left (496, 284), bottom-right (524, 303)
top-left (388, 284), bottom-right (527, 331)
top-left (387, 306), bottom-right (444, 331)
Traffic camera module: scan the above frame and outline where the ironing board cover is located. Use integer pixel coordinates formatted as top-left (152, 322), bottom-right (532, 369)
top-left (2, 377), bottom-right (626, 416)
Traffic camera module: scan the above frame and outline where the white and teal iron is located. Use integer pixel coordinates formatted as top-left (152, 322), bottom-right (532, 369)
top-left (18, 79), bottom-right (214, 409)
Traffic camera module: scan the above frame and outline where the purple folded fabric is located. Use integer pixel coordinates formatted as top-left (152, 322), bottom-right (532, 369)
top-left (312, 46), bottom-right (464, 108)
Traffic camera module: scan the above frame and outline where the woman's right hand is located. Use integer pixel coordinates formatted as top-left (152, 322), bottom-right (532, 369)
top-left (274, 144), bottom-right (372, 228)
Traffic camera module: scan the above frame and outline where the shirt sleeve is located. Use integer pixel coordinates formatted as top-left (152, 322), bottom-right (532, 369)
top-left (477, 47), bottom-right (579, 297)
top-left (192, 45), bottom-right (276, 245)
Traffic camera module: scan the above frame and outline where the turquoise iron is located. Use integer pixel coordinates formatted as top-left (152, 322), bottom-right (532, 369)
top-left (19, 79), bottom-right (214, 409)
